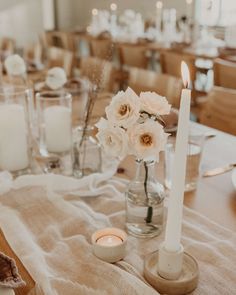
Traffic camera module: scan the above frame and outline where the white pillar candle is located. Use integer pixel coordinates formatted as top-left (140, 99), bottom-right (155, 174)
top-left (0, 104), bottom-right (29, 172)
top-left (44, 105), bottom-right (71, 153)
top-left (164, 62), bottom-right (191, 252)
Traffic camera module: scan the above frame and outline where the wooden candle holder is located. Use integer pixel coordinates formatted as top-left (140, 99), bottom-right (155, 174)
top-left (144, 250), bottom-right (199, 295)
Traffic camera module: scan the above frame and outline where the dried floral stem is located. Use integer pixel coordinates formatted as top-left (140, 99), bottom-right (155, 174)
top-left (75, 86), bottom-right (98, 175)
top-left (144, 161), bottom-right (153, 224)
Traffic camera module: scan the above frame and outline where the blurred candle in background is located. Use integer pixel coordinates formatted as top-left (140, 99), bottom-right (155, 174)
top-left (110, 3), bottom-right (118, 36)
top-left (42, 0), bottom-right (55, 30)
top-left (186, 0), bottom-right (193, 20)
top-left (156, 1), bottom-right (163, 31)
top-left (110, 3), bottom-right (117, 13)
top-left (92, 8), bottom-right (98, 16)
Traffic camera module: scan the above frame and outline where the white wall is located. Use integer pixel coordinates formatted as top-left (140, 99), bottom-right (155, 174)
top-left (0, 0), bottom-right (190, 46)
top-left (0, 0), bottom-right (43, 47)
top-left (70, 0), bottom-right (189, 28)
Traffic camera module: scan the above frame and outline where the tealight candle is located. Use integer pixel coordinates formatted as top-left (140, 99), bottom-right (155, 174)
top-left (92, 228), bottom-right (127, 263)
top-left (96, 235), bottom-right (123, 246)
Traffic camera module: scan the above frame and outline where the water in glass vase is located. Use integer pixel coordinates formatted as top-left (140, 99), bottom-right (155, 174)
top-left (125, 159), bottom-right (165, 238)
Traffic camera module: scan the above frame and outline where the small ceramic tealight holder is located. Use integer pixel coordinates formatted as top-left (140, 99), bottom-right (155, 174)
top-left (91, 227), bottom-right (127, 263)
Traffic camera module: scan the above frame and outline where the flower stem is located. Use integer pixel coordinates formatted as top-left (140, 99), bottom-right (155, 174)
top-left (144, 161), bottom-right (153, 224)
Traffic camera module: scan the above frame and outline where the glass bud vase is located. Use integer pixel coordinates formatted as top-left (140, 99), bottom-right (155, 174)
top-left (126, 159), bottom-right (165, 238)
top-left (73, 126), bottom-right (102, 178)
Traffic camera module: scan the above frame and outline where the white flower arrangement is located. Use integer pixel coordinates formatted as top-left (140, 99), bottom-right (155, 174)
top-left (4, 54), bottom-right (26, 76)
top-left (45, 67), bottom-right (67, 90)
top-left (96, 87), bottom-right (171, 161)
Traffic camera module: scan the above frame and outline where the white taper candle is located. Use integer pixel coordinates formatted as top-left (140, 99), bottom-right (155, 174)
top-left (164, 61), bottom-right (191, 252)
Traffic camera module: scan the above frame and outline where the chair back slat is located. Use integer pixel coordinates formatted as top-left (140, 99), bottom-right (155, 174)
top-left (80, 57), bottom-right (114, 92)
top-left (200, 86), bottom-right (236, 135)
top-left (47, 47), bottom-right (74, 77)
top-left (213, 58), bottom-right (236, 89)
top-left (128, 67), bottom-right (182, 108)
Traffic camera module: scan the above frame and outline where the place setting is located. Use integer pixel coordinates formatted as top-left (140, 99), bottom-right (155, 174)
top-left (0, 1), bottom-right (236, 295)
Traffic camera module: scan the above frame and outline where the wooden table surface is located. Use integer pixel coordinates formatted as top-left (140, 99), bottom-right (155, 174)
top-left (0, 119), bottom-right (235, 294)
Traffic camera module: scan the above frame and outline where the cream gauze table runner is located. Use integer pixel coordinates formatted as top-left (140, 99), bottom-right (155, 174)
top-left (0, 171), bottom-right (235, 295)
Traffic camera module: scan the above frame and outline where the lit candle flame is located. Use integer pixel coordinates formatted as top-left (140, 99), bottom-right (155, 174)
top-left (110, 3), bottom-right (117, 11)
top-left (92, 8), bottom-right (98, 16)
top-left (181, 61), bottom-right (190, 89)
top-left (156, 1), bottom-right (163, 9)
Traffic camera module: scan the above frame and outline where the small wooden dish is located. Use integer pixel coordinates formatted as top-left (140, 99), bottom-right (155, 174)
top-left (144, 250), bottom-right (199, 295)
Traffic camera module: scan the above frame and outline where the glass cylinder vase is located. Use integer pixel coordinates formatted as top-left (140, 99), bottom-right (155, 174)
top-left (0, 85), bottom-right (32, 175)
top-left (126, 159), bottom-right (165, 238)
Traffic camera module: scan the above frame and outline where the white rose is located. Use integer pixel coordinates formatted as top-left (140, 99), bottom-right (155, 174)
top-left (96, 124), bottom-right (129, 159)
top-left (46, 67), bottom-right (67, 90)
top-left (128, 119), bottom-right (169, 161)
top-left (105, 87), bottom-right (140, 128)
top-left (140, 92), bottom-right (171, 115)
top-left (4, 54), bottom-right (26, 76)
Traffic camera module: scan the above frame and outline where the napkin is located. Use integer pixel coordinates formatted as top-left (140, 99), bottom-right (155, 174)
top-left (0, 157), bottom-right (124, 198)
top-left (0, 172), bottom-right (13, 195)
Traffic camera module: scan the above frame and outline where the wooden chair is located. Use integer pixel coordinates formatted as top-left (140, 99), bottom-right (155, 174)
top-left (91, 92), bottom-right (113, 124)
top-left (80, 57), bottom-right (114, 92)
top-left (199, 86), bottom-right (236, 135)
top-left (46, 47), bottom-right (74, 77)
top-left (128, 67), bottom-right (182, 108)
top-left (43, 31), bottom-right (68, 48)
top-left (160, 50), bottom-right (197, 103)
top-left (213, 58), bottom-right (236, 89)
top-left (0, 37), bottom-right (15, 54)
top-left (89, 38), bottom-right (114, 61)
top-left (23, 43), bottom-right (42, 63)
top-left (218, 47), bottom-right (236, 62)
top-left (160, 50), bottom-right (196, 83)
top-left (118, 44), bottom-right (149, 69)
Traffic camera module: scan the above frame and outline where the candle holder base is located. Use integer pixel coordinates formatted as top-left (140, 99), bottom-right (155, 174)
top-left (144, 250), bottom-right (199, 295)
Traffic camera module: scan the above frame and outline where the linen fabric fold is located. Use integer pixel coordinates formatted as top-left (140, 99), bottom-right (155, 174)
top-left (0, 171), bottom-right (235, 294)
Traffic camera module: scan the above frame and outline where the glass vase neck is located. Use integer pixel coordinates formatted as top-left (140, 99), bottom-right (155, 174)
top-left (134, 158), bottom-right (156, 181)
